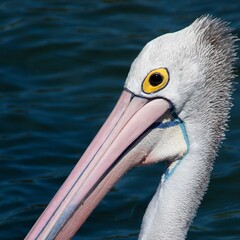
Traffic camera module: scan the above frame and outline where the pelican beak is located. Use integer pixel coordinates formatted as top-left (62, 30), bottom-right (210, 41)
top-left (25, 90), bottom-right (170, 240)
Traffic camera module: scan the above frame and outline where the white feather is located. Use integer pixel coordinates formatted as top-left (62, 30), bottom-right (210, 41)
top-left (123, 15), bottom-right (238, 240)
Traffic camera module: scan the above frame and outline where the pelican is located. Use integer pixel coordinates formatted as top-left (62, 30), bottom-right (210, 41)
top-left (25, 16), bottom-right (237, 240)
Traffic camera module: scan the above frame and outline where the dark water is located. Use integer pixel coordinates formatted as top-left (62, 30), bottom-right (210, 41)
top-left (0, 1), bottom-right (240, 239)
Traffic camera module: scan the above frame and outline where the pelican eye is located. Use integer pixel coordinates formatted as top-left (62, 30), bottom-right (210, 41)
top-left (149, 73), bottom-right (163, 86)
top-left (142, 68), bottom-right (169, 94)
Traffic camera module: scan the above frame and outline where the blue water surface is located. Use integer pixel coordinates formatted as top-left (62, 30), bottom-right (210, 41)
top-left (0, 1), bottom-right (240, 239)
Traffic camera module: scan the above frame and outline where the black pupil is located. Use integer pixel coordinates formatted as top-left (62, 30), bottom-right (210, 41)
top-left (149, 73), bottom-right (163, 86)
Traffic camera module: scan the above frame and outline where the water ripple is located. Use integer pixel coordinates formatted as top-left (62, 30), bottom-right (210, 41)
top-left (0, 1), bottom-right (240, 240)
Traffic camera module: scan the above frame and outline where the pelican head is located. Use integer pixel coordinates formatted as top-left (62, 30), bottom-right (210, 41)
top-left (26, 16), bottom-right (237, 240)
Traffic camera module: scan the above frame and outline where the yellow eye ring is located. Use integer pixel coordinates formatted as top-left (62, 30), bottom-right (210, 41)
top-left (142, 68), bottom-right (169, 94)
